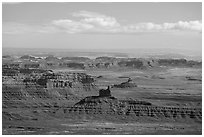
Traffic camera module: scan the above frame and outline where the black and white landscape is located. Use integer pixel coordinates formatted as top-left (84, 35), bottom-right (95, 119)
top-left (2, 2), bottom-right (202, 135)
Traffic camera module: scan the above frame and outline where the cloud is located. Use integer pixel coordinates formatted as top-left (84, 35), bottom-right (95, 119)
top-left (3, 11), bottom-right (202, 35)
top-left (73, 11), bottom-right (120, 28)
top-left (52, 19), bottom-right (94, 33)
top-left (52, 11), bottom-right (202, 34)
top-left (163, 21), bottom-right (202, 32)
top-left (51, 11), bottom-right (121, 34)
top-left (123, 20), bottom-right (202, 33)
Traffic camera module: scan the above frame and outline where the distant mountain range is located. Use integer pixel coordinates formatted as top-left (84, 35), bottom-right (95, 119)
top-left (3, 54), bottom-right (202, 71)
top-left (3, 47), bottom-right (202, 61)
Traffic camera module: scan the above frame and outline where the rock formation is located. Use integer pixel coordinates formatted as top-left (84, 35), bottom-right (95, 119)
top-left (99, 86), bottom-right (111, 97)
top-left (67, 88), bottom-right (202, 122)
top-left (113, 78), bottom-right (137, 88)
top-left (3, 55), bottom-right (202, 70)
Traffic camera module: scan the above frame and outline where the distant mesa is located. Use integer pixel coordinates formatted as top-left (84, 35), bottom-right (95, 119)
top-left (2, 54), bottom-right (202, 70)
top-left (45, 55), bottom-right (59, 61)
top-left (2, 55), bottom-right (12, 59)
top-left (95, 56), bottom-right (116, 61)
top-left (186, 76), bottom-right (202, 82)
top-left (158, 59), bottom-right (202, 67)
top-left (60, 62), bottom-right (85, 69)
top-left (61, 57), bottom-right (90, 62)
top-left (118, 76), bottom-right (130, 79)
top-left (20, 55), bottom-right (36, 60)
top-left (113, 78), bottom-right (137, 88)
top-left (97, 75), bottom-right (103, 78)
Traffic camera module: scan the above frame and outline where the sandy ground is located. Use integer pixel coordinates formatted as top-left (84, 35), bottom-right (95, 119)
top-left (3, 118), bottom-right (202, 135)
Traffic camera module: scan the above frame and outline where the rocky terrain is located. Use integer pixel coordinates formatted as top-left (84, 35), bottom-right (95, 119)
top-left (3, 55), bottom-right (202, 70)
top-left (2, 54), bottom-right (202, 135)
top-left (69, 96), bottom-right (201, 122)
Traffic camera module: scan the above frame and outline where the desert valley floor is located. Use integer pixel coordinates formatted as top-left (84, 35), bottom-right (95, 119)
top-left (2, 56), bottom-right (202, 135)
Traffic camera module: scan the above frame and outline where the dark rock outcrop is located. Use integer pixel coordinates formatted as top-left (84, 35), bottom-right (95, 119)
top-left (99, 86), bottom-right (111, 97)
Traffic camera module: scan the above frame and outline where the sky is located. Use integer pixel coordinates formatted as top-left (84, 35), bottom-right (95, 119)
top-left (2, 2), bottom-right (202, 54)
